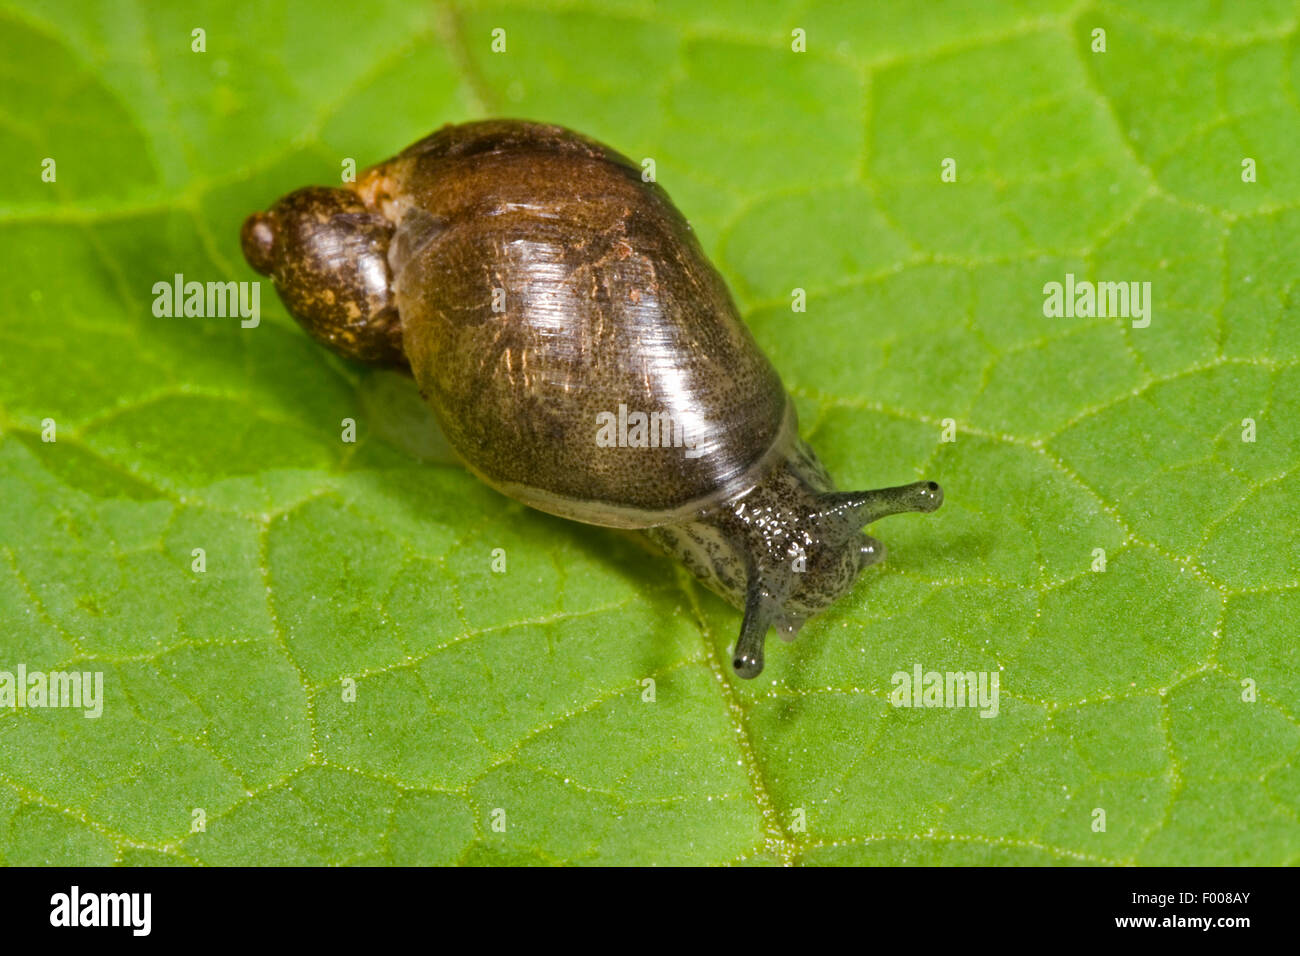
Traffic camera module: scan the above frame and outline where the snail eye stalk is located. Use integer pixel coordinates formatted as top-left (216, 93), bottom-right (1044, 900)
top-left (733, 578), bottom-right (774, 679)
top-left (819, 481), bottom-right (944, 530)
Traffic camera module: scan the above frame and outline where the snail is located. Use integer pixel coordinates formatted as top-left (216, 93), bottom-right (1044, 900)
top-left (240, 120), bottom-right (942, 679)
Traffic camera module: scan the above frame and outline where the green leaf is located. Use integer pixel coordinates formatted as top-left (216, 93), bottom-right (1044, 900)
top-left (1, 0), bottom-right (1296, 865)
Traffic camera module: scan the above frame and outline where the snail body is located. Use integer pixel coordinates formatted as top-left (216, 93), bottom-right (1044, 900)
top-left (241, 120), bottom-right (942, 678)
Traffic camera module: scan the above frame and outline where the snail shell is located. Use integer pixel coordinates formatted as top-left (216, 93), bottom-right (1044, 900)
top-left (241, 120), bottom-right (942, 678)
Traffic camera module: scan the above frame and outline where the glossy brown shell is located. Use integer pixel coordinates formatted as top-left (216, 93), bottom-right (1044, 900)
top-left (375, 121), bottom-right (789, 528)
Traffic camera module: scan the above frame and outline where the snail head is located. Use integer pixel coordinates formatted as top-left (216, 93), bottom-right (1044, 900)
top-left (731, 480), bottom-right (944, 679)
